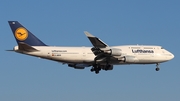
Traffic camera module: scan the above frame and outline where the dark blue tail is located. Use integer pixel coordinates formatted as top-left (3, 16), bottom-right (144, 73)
top-left (8, 21), bottom-right (47, 46)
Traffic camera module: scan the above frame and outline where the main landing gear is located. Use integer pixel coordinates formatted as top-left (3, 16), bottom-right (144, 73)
top-left (90, 64), bottom-right (101, 74)
top-left (155, 63), bottom-right (160, 71)
top-left (90, 64), bottom-right (112, 74)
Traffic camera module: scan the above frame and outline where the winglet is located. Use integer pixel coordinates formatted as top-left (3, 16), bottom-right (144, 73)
top-left (84, 31), bottom-right (95, 37)
top-left (84, 31), bottom-right (108, 48)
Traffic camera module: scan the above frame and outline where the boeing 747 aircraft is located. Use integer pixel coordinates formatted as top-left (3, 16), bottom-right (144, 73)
top-left (8, 21), bottom-right (174, 74)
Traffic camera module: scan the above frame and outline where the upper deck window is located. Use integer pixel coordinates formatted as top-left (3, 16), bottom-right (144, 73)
top-left (144, 47), bottom-right (153, 49)
top-left (131, 47), bottom-right (140, 49)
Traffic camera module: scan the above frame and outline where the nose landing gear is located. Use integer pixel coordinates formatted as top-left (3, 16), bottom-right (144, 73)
top-left (155, 63), bottom-right (160, 71)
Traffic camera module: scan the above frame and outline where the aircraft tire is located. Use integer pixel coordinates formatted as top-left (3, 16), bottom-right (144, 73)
top-left (95, 70), bottom-right (99, 74)
top-left (155, 67), bottom-right (160, 71)
top-left (90, 68), bottom-right (94, 72)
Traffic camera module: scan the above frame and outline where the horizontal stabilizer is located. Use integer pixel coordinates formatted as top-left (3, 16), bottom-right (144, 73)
top-left (6, 50), bottom-right (15, 51)
top-left (18, 42), bottom-right (39, 52)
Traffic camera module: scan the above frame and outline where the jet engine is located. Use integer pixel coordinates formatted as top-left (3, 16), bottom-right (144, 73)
top-left (123, 56), bottom-right (139, 63)
top-left (103, 48), bottom-right (122, 56)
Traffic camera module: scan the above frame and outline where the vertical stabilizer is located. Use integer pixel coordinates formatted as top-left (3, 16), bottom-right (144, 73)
top-left (8, 21), bottom-right (47, 46)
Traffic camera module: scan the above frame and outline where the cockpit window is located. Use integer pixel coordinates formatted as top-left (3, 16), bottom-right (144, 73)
top-left (161, 47), bottom-right (164, 49)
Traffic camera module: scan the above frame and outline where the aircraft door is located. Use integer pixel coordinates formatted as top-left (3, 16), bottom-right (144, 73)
top-left (82, 47), bottom-right (86, 61)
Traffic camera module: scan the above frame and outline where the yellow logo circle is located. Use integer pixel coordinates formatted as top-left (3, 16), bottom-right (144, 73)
top-left (15, 27), bottom-right (28, 41)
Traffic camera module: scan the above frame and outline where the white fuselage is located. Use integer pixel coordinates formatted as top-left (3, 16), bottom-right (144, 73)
top-left (14, 45), bottom-right (174, 65)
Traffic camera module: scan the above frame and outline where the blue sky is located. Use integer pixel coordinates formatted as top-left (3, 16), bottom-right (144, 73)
top-left (0, 0), bottom-right (180, 101)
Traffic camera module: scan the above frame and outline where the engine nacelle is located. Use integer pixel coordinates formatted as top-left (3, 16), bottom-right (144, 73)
top-left (104, 48), bottom-right (121, 56)
top-left (68, 64), bottom-right (85, 69)
top-left (124, 56), bottom-right (139, 63)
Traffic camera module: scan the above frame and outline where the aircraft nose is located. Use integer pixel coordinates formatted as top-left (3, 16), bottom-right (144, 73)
top-left (168, 52), bottom-right (174, 60)
top-left (171, 53), bottom-right (174, 59)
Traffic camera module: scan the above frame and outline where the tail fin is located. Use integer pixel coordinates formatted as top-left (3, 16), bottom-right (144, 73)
top-left (8, 21), bottom-right (47, 46)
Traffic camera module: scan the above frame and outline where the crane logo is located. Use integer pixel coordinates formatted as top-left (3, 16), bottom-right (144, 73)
top-left (15, 27), bottom-right (28, 41)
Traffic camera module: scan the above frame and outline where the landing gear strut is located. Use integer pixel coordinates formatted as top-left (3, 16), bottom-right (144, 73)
top-left (155, 63), bottom-right (160, 71)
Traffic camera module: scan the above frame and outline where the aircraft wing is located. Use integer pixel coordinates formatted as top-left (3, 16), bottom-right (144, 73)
top-left (84, 31), bottom-right (122, 63)
top-left (84, 31), bottom-right (109, 56)
top-left (84, 31), bottom-right (108, 48)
